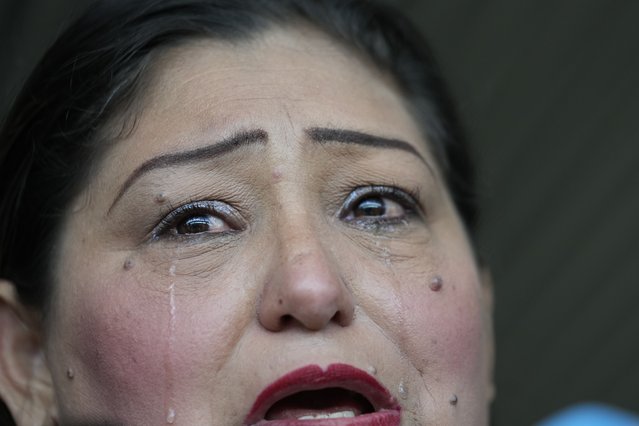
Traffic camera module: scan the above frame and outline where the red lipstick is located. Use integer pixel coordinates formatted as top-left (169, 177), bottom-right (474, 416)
top-left (245, 363), bottom-right (401, 425)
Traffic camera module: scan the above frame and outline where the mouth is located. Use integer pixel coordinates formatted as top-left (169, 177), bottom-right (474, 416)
top-left (245, 363), bottom-right (401, 425)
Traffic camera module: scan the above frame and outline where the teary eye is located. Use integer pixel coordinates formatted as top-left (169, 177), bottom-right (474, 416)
top-left (176, 214), bottom-right (229, 235)
top-left (340, 185), bottom-right (420, 225)
top-left (350, 196), bottom-right (405, 219)
top-left (152, 200), bottom-right (242, 239)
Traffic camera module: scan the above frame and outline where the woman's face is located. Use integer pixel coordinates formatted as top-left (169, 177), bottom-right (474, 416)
top-left (45, 27), bottom-right (492, 425)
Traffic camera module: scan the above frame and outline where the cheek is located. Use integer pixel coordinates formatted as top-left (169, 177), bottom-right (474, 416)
top-left (52, 263), bottom-right (254, 421)
top-left (399, 264), bottom-right (484, 382)
top-left (166, 288), bottom-right (253, 395)
top-left (55, 274), bottom-right (171, 421)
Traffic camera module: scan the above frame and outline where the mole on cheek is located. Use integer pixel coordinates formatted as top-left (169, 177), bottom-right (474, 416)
top-left (123, 258), bottom-right (135, 271)
top-left (449, 394), bottom-right (458, 406)
top-left (429, 275), bottom-right (443, 292)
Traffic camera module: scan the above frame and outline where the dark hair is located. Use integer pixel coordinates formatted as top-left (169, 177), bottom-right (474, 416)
top-left (0, 0), bottom-right (476, 310)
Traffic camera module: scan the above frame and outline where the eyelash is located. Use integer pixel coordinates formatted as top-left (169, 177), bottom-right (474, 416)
top-left (150, 185), bottom-right (422, 240)
top-left (150, 200), bottom-right (243, 240)
top-left (339, 185), bottom-right (422, 226)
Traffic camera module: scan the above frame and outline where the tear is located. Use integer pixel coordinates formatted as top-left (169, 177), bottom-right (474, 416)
top-left (398, 381), bottom-right (408, 399)
top-left (380, 246), bottom-right (392, 267)
top-left (166, 407), bottom-right (176, 424)
top-left (164, 282), bottom-right (177, 424)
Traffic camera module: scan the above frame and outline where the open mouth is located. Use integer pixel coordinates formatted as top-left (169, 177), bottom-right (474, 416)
top-left (245, 364), bottom-right (401, 425)
top-left (265, 387), bottom-right (374, 420)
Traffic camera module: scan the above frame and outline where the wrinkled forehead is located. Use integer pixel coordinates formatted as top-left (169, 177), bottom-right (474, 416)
top-left (96, 25), bottom-right (434, 179)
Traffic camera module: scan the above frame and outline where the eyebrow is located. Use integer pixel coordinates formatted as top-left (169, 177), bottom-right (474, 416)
top-left (108, 126), bottom-right (431, 214)
top-left (306, 127), bottom-right (428, 165)
top-left (107, 129), bottom-right (267, 214)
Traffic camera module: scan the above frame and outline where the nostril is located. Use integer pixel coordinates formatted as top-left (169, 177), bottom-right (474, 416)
top-left (258, 247), bottom-right (355, 332)
top-left (331, 310), bottom-right (353, 327)
top-left (281, 314), bottom-right (293, 326)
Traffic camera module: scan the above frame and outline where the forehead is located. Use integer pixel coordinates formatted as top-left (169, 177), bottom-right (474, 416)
top-left (91, 25), bottom-right (435, 201)
top-left (124, 26), bottom-right (426, 152)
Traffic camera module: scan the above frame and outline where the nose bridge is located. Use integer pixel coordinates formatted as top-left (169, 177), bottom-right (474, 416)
top-left (272, 181), bottom-right (332, 275)
top-left (280, 211), bottom-right (327, 268)
top-left (257, 208), bottom-right (355, 332)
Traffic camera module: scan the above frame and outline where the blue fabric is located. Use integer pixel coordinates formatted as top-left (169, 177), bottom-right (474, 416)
top-left (537, 403), bottom-right (639, 426)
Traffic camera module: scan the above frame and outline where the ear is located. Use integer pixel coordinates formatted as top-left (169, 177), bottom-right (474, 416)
top-left (479, 267), bottom-right (496, 404)
top-left (0, 280), bottom-right (57, 425)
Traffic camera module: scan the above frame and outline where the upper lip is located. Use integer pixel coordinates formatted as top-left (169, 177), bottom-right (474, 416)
top-left (244, 363), bottom-right (400, 425)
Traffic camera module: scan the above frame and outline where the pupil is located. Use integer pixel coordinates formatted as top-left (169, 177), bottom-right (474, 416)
top-left (178, 216), bottom-right (211, 234)
top-left (355, 197), bottom-right (385, 217)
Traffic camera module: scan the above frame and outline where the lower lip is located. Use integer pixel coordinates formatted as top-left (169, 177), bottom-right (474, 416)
top-left (246, 364), bottom-right (401, 426)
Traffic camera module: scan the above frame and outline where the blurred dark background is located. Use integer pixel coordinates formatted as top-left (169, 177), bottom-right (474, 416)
top-left (1, 0), bottom-right (638, 424)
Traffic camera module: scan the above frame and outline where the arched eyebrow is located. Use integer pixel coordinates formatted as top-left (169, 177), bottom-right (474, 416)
top-left (108, 127), bottom-right (432, 215)
top-left (107, 129), bottom-right (267, 214)
top-left (305, 127), bottom-right (429, 166)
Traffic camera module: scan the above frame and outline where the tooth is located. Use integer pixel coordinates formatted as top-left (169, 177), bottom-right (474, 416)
top-left (298, 414), bottom-right (328, 420)
top-left (329, 411), bottom-right (355, 418)
top-left (298, 411), bottom-right (356, 420)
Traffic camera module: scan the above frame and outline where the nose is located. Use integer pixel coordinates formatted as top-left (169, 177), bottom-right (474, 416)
top-left (257, 232), bottom-right (355, 332)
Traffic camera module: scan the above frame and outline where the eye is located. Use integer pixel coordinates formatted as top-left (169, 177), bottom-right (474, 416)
top-left (176, 214), bottom-right (229, 235)
top-left (151, 200), bottom-right (242, 239)
top-left (340, 186), bottom-right (420, 225)
top-left (349, 196), bottom-right (405, 220)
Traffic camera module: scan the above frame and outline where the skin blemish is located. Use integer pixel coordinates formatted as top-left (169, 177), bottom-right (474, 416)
top-left (169, 264), bottom-right (176, 276)
top-left (416, 367), bottom-right (424, 377)
top-left (272, 167), bottom-right (283, 181)
top-left (66, 368), bottom-right (75, 380)
top-left (154, 193), bottom-right (167, 204)
top-left (367, 365), bottom-right (377, 375)
top-left (291, 251), bottom-right (308, 266)
top-left (449, 394), bottom-right (458, 406)
top-left (123, 258), bottom-right (135, 271)
top-left (429, 275), bottom-right (443, 292)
